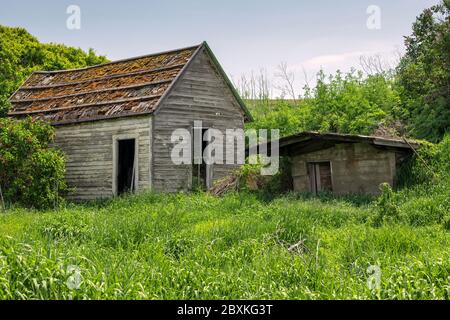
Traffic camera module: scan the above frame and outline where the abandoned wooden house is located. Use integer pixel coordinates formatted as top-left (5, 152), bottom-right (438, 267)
top-left (278, 132), bottom-right (418, 195)
top-left (8, 42), bottom-right (252, 200)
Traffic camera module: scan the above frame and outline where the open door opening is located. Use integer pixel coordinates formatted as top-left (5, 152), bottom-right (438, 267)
top-left (192, 127), bottom-right (212, 191)
top-left (308, 162), bottom-right (332, 194)
top-left (117, 139), bottom-right (136, 195)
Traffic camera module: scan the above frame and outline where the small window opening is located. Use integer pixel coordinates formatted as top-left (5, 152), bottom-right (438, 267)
top-left (117, 139), bottom-right (136, 195)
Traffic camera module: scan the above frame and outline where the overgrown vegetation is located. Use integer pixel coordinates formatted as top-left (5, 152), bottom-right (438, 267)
top-left (3, 137), bottom-right (447, 300)
top-left (0, 189), bottom-right (448, 299)
top-left (0, 25), bottom-right (107, 209)
top-left (0, 117), bottom-right (67, 209)
top-left (210, 156), bottom-right (292, 200)
top-left (396, 0), bottom-right (450, 142)
top-left (245, 71), bottom-right (406, 138)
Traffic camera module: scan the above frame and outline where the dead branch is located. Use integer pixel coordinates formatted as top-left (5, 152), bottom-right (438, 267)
top-left (275, 62), bottom-right (297, 103)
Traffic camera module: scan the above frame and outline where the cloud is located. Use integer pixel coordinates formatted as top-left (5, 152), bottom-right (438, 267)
top-left (236, 46), bottom-right (404, 98)
top-left (301, 51), bottom-right (369, 70)
top-left (292, 47), bottom-right (403, 75)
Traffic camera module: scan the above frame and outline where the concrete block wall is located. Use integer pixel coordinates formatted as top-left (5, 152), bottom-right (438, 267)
top-left (291, 142), bottom-right (397, 195)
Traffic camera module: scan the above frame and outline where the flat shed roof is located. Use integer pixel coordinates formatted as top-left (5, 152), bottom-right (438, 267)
top-left (273, 131), bottom-right (419, 156)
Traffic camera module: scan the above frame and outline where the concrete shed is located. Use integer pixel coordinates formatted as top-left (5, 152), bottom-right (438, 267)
top-left (279, 132), bottom-right (418, 195)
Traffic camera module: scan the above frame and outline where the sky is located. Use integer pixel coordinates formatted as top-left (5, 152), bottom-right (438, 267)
top-left (1, 0), bottom-right (440, 96)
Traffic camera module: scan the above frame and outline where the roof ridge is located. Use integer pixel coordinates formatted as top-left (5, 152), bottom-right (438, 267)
top-left (296, 131), bottom-right (411, 142)
top-left (150, 42), bottom-right (205, 116)
top-left (32, 43), bottom-right (202, 75)
top-left (278, 131), bottom-right (420, 148)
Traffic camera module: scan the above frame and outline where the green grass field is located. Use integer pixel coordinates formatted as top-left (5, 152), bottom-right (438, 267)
top-left (0, 187), bottom-right (449, 300)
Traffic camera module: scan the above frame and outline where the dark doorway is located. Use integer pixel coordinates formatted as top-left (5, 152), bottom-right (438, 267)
top-left (308, 162), bottom-right (332, 194)
top-left (193, 128), bottom-right (209, 190)
top-left (117, 139), bottom-right (136, 195)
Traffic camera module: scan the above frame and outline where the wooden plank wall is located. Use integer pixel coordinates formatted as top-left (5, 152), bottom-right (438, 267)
top-left (153, 48), bottom-right (245, 192)
top-left (53, 116), bottom-right (152, 201)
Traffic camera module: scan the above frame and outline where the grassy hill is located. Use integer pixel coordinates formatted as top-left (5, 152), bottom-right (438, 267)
top-left (0, 188), bottom-right (449, 299)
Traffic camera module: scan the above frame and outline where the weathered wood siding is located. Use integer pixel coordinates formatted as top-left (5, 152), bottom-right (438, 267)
top-left (292, 143), bottom-right (397, 195)
top-left (53, 116), bottom-right (152, 201)
top-left (153, 48), bottom-right (245, 192)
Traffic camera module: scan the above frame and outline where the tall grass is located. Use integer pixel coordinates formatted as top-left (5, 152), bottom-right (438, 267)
top-left (0, 190), bottom-right (448, 300)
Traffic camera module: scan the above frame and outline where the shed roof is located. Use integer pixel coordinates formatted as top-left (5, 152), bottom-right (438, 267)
top-left (277, 131), bottom-right (420, 156)
top-left (8, 42), bottom-right (252, 125)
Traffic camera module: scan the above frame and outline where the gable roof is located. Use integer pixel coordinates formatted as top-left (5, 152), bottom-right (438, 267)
top-left (278, 131), bottom-right (420, 156)
top-left (8, 42), bottom-right (252, 125)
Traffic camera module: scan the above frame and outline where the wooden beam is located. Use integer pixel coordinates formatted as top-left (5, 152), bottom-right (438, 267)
top-left (18, 64), bottom-right (185, 90)
top-left (10, 79), bottom-right (171, 104)
top-left (8, 94), bottom-right (162, 116)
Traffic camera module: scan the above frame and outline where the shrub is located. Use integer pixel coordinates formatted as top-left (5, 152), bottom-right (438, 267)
top-left (384, 136), bottom-right (450, 228)
top-left (373, 183), bottom-right (400, 227)
top-left (396, 135), bottom-right (450, 187)
top-left (0, 117), bottom-right (67, 209)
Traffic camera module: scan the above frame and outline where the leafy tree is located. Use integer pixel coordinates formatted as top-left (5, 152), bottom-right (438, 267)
top-left (246, 100), bottom-right (310, 137)
top-left (247, 70), bottom-right (403, 138)
top-left (0, 25), bottom-right (108, 116)
top-left (301, 70), bottom-right (402, 135)
top-left (0, 117), bottom-right (67, 209)
top-left (396, 0), bottom-right (450, 142)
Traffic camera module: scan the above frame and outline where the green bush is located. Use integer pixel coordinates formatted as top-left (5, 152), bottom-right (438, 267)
top-left (375, 136), bottom-right (450, 228)
top-left (396, 135), bottom-right (450, 187)
top-left (395, 141), bottom-right (437, 187)
top-left (301, 71), bottom-right (400, 135)
top-left (0, 117), bottom-right (67, 209)
top-left (373, 184), bottom-right (400, 227)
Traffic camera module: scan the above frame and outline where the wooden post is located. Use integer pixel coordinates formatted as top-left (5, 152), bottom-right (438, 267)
top-left (130, 160), bottom-right (136, 193)
top-left (130, 157), bottom-right (136, 193)
top-left (0, 184), bottom-right (5, 211)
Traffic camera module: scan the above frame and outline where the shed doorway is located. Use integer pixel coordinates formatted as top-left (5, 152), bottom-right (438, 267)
top-left (308, 162), bottom-right (332, 194)
top-left (192, 127), bottom-right (213, 190)
top-left (117, 139), bottom-right (136, 195)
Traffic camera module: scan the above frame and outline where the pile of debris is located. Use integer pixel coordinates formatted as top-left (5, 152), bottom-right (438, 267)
top-left (209, 169), bottom-right (267, 196)
top-left (209, 174), bottom-right (240, 196)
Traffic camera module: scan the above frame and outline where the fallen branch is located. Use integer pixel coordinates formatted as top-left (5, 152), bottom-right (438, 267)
top-left (402, 137), bottom-right (439, 180)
